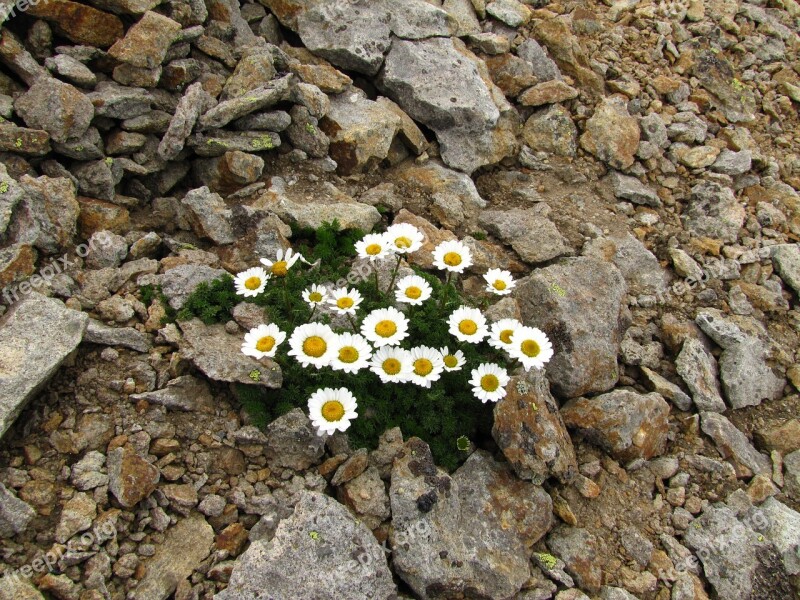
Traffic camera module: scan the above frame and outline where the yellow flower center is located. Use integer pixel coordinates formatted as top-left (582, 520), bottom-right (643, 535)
top-left (443, 252), bottom-right (462, 267)
top-left (493, 279), bottom-right (507, 291)
top-left (337, 297), bottom-right (354, 310)
top-left (458, 320), bottom-right (478, 335)
top-left (338, 346), bottom-right (359, 363)
top-left (395, 236), bottom-right (412, 249)
top-left (271, 260), bottom-right (288, 277)
top-left (444, 354), bottom-right (458, 368)
top-left (480, 374), bottom-right (500, 392)
top-left (321, 400), bottom-right (345, 422)
top-left (382, 358), bottom-right (401, 375)
top-left (302, 336), bottom-right (327, 358)
top-left (413, 358), bottom-right (433, 376)
top-left (244, 276), bottom-right (262, 290)
top-left (308, 291), bottom-right (323, 303)
top-left (521, 339), bottom-right (541, 357)
top-left (256, 336), bottom-right (275, 353)
top-left (375, 320), bottom-right (397, 338)
top-left (499, 329), bottom-right (514, 344)
top-left (405, 286), bottom-right (422, 299)
top-left (366, 243), bottom-right (382, 255)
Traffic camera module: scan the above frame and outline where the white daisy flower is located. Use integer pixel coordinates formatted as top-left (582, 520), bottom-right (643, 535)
top-left (355, 233), bottom-right (392, 262)
top-left (330, 333), bottom-right (372, 374)
top-left (508, 326), bottom-right (554, 371)
top-left (439, 347), bottom-right (465, 372)
top-left (302, 283), bottom-right (328, 307)
top-left (407, 346), bottom-right (445, 388)
top-left (469, 363), bottom-right (510, 403)
top-left (432, 240), bottom-right (473, 274)
top-left (308, 387), bottom-right (358, 435)
top-left (328, 287), bottom-right (363, 315)
top-left (394, 275), bottom-right (433, 305)
top-left (488, 318), bottom-right (523, 351)
top-left (385, 223), bottom-right (424, 254)
top-left (360, 307), bottom-right (409, 347)
top-left (370, 346), bottom-right (413, 383)
top-left (287, 322), bottom-right (337, 368)
top-left (260, 247), bottom-right (302, 277)
top-left (241, 323), bottom-right (286, 359)
top-left (234, 266), bottom-right (269, 297)
top-left (483, 268), bottom-right (516, 296)
top-left (447, 306), bottom-right (488, 344)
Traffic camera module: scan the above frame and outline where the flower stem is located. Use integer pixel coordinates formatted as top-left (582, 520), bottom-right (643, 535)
top-left (439, 272), bottom-right (452, 310)
top-left (373, 264), bottom-right (380, 298)
top-left (386, 254), bottom-right (402, 295)
top-left (346, 313), bottom-right (358, 333)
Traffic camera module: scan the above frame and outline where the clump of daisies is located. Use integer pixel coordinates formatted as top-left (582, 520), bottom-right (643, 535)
top-left (186, 221), bottom-right (554, 469)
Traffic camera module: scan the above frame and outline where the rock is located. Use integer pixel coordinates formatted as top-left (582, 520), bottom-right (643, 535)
top-left (546, 526), bottom-right (603, 593)
top-left (180, 186), bottom-right (234, 245)
top-left (518, 80), bottom-right (578, 107)
top-left (640, 367), bottom-right (692, 411)
top-left (330, 448), bottom-right (369, 486)
top-left (579, 95), bottom-right (640, 170)
top-left (0, 125), bottom-right (51, 156)
top-left (677, 145), bottom-right (720, 169)
top-left (700, 412), bottom-right (771, 476)
top-left (14, 78), bottom-right (94, 144)
top-left (78, 197), bottom-right (130, 236)
top-left (561, 389), bottom-right (670, 461)
top-left (711, 149), bottom-right (752, 176)
top-left (683, 505), bottom-right (793, 599)
top-left (285, 105), bottom-right (329, 159)
top-left (70, 451), bottom-right (108, 491)
top-left (389, 439), bottom-right (541, 599)
top-left (380, 36), bottom-right (516, 174)
top-left (85, 319), bottom-right (152, 353)
top-left (108, 10), bottom-right (181, 69)
top-left (468, 32), bottom-right (511, 55)
top-left (759, 496), bottom-right (800, 576)
top-left (0, 482), bottom-right (35, 538)
top-left (0, 294), bottom-right (88, 439)
top-left (55, 492), bottom-right (97, 543)
top-left (338, 466), bottom-right (390, 530)
top-left (27, 0), bottom-right (124, 48)
top-left (675, 338), bottom-right (726, 412)
top-left (531, 18), bottom-right (603, 95)
top-left (600, 587), bottom-right (640, 600)
top-left (479, 207), bottom-right (570, 264)
top-left (218, 491), bottom-right (396, 599)
top-left (160, 264), bottom-right (228, 310)
top-left (492, 371), bottom-right (577, 484)
top-left (522, 105), bottom-right (577, 157)
top-left (583, 232), bottom-right (669, 297)
top-left (130, 375), bottom-right (215, 413)
top-left (178, 318), bottom-right (282, 388)
top-left (514, 257), bottom-right (628, 398)
top-left (198, 75), bottom-right (292, 131)
top-left (609, 171), bottom-right (661, 207)
top-left (46, 53), bottom-right (98, 88)
top-left (161, 483), bottom-right (198, 514)
top-left (517, 39), bottom-right (561, 83)
top-left (0, 577), bottom-right (45, 600)
top-left (14, 175), bottom-right (80, 254)
top-left (771, 244), bottom-right (800, 295)
top-left (87, 81), bottom-right (152, 120)
top-left (692, 50), bottom-right (756, 123)
top-left (129, 514), bottom-right (214, 600)
top-left (107, 446), bottom-right (160, 508)
top-left (755, 420), bottom-right (800, 455)
top-left (264, 408), bottom-right (326, 470)
top-left (159, 82), bottom-right (216, 161)
top-left (443, 0), bottom-right (481, 36)
top-left (486, 0), bottom-right (531, 26)
top-left (786, 450), bottom-right (800, 501)
top-left (222, 50), bottom-right (277, 100)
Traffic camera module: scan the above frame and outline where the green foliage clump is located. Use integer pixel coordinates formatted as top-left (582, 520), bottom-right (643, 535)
top-left (178, 221), bottom-right (508, 471)
top-left (139, 284), bottom-right (176, 324)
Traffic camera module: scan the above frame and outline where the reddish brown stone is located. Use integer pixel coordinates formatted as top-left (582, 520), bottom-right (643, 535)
top-left (0, 125), bottom-right (50, 156)
top-left (108, 446), bottom-right (160, 508)
top-left (215, 522), bottom-right (248, 555)
top-left (27, 0), bottom-right (124, 48)
top-left (77, 197), bottom-right (130, 236)
top-left (0, 244), bottom-right (36, 289)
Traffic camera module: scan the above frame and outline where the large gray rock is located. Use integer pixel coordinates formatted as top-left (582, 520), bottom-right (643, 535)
top-left (12, 175), bottom-right (80, 254)
top-left (160, 264), bottom-right (228, 310)
top-left (180, 187), bottom-right (234, 245)
top-left (0, 482), bottom-right (36, 538)
top-left (492, 371), bottom-right (577, 484)
top-left (683, 505), bottom-right (793, 599)
top-left (561, 389), bottom-right (670, 462)
top-left (522, 104), bottom-right (577, 157)
top-left (178, 319), bottom-right (282, 388)
top-left (608, 171), bottom-right (661, 207)
top-left (695, 309), bottom-right (784, 409)
top-left (216, 491), bottom-right (397, 600)
top-left (514, 257), bottom-right (628, 398)
top-left (380, 37), bottom-right (517, 173)
top-left (681, 181), bottom-right (745, 244)
top-left (579, 95), bottom-right (639, 170)
top-left (389, 439), bottom-right (550, 599)
top-left (546, 526), bottom-right (603, 593)
top-left (158, 82), bottom-right (216, 161)
top-left (759, 497), bottom-right (800, 576)
top-left (771, 244), bottom-right (800, 295)
top-left (263, 408), bottom-right (326, 471)
top-left (130, 375), bottom-right (215, 413)
top-left (0, 294), bottom-right (88, 439)
top-left (692, 50), bottom-right (756, 123)
top-left (700, 412), bottom-right (771, 476)
top-left (14, 77), bottom-right (94, 143)
top-left (675, 337), bottom-right (726, 412)
top-left (583, 232), bottom-right (669, 297)
top-left (130, 514), bottom-right (214, 600)
top-left (85, 318), bottom-right (152, 353)
top-left (479, 207), bottom-right (570, 264)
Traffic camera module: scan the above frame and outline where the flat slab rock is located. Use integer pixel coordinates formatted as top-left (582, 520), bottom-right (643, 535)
top-left (178, 318), bottom-right (282, 388)
top-left (0, 294), bottom-right (88, 439)
top-left (216, 491), bottom-right (397, 600)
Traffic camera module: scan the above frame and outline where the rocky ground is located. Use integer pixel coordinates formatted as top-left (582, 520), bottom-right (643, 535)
top-left (0, 0), bottom-right (799, 598)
